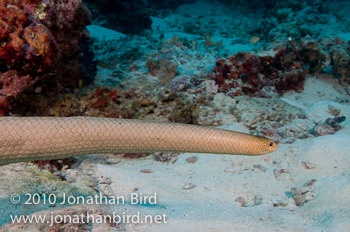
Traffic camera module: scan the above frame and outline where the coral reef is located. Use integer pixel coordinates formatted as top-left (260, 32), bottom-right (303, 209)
top-left (303, 37), bottom-right (350, 86)
top-left (212, 37), bottom-right (350, 98)
top-left (0, 0), bottom-right (91, 115)
top-left (23, 83), bottom-right (196, 125)
top-left (27, 32), bottom-right (348, 146)
top-left (9, 32), bottom-right (218, 121)
top-left (259, 0), bottom-right (329, 41)
top-left (212, 42), bottom-right (305, 97)
top-left (301, 37), bottom-right (350, 86)
top-left (215, 0), bottom-right (345, 44)
top-left (8, 13), bottom-right (348, 146)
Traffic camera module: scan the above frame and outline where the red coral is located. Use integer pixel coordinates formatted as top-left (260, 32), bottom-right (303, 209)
top-left (0, 70), bottom-right (34, 99)
top-left (0, 0), bottom-right (90, 115)
top-left (213, 38), bottom-right (350, 97)
top-left (90, 87), bottom-right (118, 111)
top-left (212, 43), bottom-right (306, 97)
top-left (107, 90), bottom-right (118, 101)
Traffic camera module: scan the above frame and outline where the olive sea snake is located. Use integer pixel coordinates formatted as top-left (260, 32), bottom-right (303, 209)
top-left (0, 117), bottom-right (277, 166)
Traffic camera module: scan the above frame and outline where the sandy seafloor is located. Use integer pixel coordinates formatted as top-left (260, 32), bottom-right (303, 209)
top-left (1, 1), bottom-right (350, 231)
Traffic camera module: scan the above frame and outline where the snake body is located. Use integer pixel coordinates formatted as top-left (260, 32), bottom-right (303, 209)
top-left (0, 117), bottom-right (277, 166)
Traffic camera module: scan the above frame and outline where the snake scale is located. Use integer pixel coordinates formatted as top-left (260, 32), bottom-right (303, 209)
top-left (0, 117), bottom-right (277, 166)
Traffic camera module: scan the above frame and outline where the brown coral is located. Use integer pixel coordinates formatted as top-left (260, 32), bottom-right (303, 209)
top-left (0, 0), bottom-right (90, 115)
top-left (212, 44), bottom-right (305, 97)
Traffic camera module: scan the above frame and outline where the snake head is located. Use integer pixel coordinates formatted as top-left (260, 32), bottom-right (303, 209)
top-left (268, 140), bottom-right (278, 153)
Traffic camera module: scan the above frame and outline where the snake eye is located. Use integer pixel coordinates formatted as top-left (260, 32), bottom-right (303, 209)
top-left (269, 142), bottom-right (274, 147)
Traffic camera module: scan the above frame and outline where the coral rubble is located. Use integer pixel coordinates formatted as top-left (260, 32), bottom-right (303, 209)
top-left (311, 116), bottom-right (346, 136)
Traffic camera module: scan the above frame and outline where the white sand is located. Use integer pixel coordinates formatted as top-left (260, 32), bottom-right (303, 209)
top-left (87, 25), bottom-right (126, 41)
